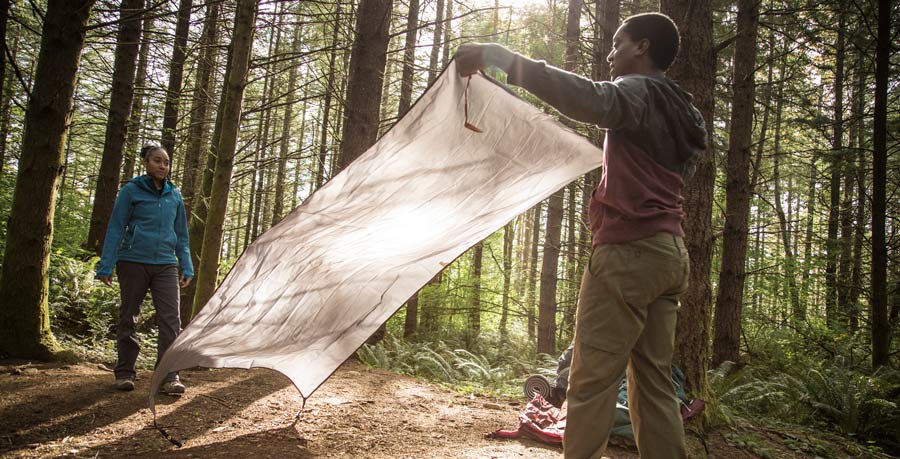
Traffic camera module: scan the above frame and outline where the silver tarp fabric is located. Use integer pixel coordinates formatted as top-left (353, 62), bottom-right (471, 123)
top-left (149, 61), bottom-right (602, 408)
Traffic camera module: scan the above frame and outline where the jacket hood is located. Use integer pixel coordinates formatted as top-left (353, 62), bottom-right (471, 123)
top-left (130, 175), bottom-right (174, 194)
top-left (622, 75), bottom-right (708, 177)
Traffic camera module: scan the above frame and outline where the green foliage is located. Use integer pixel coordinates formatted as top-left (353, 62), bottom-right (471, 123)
top-left (711, 337), bottom-right (900, 454)
top-left (48, 254), bottom-right (120, 341)
top-left (46, 254), bottom-right (158, 368)
top-left (357, 333), bottom-right (556, 397)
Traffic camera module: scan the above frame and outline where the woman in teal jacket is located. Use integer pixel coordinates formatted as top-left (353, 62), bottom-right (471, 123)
top-left (96, 143), bottom-right (193, 395)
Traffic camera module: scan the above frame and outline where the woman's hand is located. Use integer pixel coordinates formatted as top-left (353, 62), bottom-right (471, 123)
top-left (180, 276), bottom-right (192, 288)
top-left (97, 276), bottom-right (113, 286)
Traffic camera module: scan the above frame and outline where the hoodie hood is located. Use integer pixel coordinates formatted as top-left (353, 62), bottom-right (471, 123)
top-left (131, 175), bottom-right (174, 195)
top-left (620, 75), bottom-right (708, 177)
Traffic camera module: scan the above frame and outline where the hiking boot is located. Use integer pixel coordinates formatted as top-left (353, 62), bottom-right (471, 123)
top-left (161, 377), bottom-right (185, 395)
top-left (115, 377), bottom-right (135, 391)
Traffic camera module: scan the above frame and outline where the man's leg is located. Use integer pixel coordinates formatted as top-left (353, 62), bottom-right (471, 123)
top-left (628, 235), bottom-right (689, 458)
top-left (149, 264), bottom-right (181, 382)
top-left (628, 295), bottom-right (686, 458)
top-left (565, 335), bottom-right (628, 458)
top-left (564, 245), bottom-right (643, 459)
top-left (115, 262), bottom-right (150, 380)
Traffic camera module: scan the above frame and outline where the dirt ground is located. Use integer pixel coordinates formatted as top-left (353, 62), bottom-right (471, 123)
top-left (0, 360), bottom-right (889, 458)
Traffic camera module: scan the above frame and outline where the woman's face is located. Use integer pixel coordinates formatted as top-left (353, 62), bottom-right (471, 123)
top-left (143, 148), bottom-right (170, 182)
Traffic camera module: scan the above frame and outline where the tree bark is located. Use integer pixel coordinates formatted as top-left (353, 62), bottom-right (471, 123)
top-left (180, 0), bottom-right (220, 225)
top-left (192, 0), bottom-right (258, 316)
top-left (0, 0), bottom-right (10, 175)
top-left (398, 0), bottom-right (422, 334)
top-left (467, 242), bottom-right (483, 347)
top-left (711, 0), bottom-right (758, 367)
top-left (0, 0), bottom-right (95, 359)
top-left (397, 0), bottom-right (420, 117)
top-left (182, 42), bottom-right (233, 322)
top-left (427, 0), bottom-right (444, 85)
top-left (848, 58), bottom-right (866, 331)
top-left (85, 0), bottom-right (145, 256)
top-left (526, 202), bottom-right (541, 341)
top-left (121, 14), bottom-right (154, 182)
top-left (315, 3), bottom-right (343, 188)
top-left (273, 22), bottom-right (302, 224)
top-left (500, 222), bottom-right (513, 342)
top-left (801, 157), bottom-right (817, 302)
top-left (161, 0), bottom-right (193, 162)
top-left (338, 0), bottom-right (393, 344)
top-left (825, 0), bottom-right (846, 329)
top-left (771, 83), bottom-right (802, 320)
top-left (660, 0), bottom-right (716, 397)
top-left (442, 0), bottom-right (452, 67)
top-left (336, 0), bottom-right (392, 172)
top-left (537, 0), bottom-right (581, 356)
top-left (870, 0), bottom-right (889, 369)
top-left (403, 291), bottom-right (418, 338)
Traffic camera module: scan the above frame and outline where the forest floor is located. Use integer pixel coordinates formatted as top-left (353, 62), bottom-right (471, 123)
top-left (0, 359), bottom-right (892, 459)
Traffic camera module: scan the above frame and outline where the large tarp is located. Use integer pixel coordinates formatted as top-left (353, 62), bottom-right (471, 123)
top-left (150, 61), bottom-right (602, 408)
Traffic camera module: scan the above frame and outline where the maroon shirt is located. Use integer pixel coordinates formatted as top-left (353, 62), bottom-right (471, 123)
top-left (590, 134), bottom-right (685, 245)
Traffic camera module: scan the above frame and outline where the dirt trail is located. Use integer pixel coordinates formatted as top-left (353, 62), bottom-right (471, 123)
top-left (0, 360), bottom-right (642, 458)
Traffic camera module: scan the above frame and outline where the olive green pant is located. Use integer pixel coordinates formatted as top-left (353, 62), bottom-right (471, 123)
top-left (564, 232), bottom-right (689, 459)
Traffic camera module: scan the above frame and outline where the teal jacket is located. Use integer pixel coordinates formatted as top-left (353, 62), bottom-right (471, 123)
top-left (96, 175), bottom-right (194, 278)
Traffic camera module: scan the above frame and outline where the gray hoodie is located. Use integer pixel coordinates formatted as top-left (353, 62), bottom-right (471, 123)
top-left (498, 53), bottom-right (708, 244)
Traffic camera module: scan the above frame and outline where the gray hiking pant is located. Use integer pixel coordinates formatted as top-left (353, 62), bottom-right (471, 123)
top-left (114, 261), bottom-right (180, 382)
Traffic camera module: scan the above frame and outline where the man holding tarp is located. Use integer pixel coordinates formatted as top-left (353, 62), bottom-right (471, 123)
top-left (456, 12), bottom-right (707, 459)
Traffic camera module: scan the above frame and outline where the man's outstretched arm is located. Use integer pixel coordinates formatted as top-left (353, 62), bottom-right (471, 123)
top-left (455, 43), bottom-right (647, 131)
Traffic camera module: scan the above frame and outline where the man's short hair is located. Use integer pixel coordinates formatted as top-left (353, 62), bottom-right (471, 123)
top-left (620, 13), bottom-right (680, 71)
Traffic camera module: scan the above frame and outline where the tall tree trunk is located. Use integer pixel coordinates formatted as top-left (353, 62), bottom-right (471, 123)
top-left (593, 0), bottom-right (617, 82)
top-left (85, 0), bottom-right (144, 255)
top-left (711, 0), bottom-right (758, 367)
top-left (316, 3), bottom-right (342, 188)
top-left (0, 0), bottom-right (11, 176)
top-left (403, 291), bottom-right (418, 338)
top-left (336, 0), bottom-right (392, 171)
top-left (399, 0), bottom-right (421, 335)
top-left (849, 59), bottom-right (866, 331)
top-left (338, 0), bottom-right (393, 343)
top-left (397, 0), bottom-right (420, 117)
top-left (161, 0), bottom-right (193, 161)
top-left (192, 0), bottom-right (258, 316)
top-left (500, 222), bottom-right (513, 342)
top-left (0, 0), bottom-right (95, 359)
top-left (122, 14), bottom-right (154, 182)
top-left (181, 0), bottom-right (220, 224)
top-left (801, 157), bottom-right (817, 302)
top-left (273, 23), bottom-right (302, 224)
top-left (468, 242), bottom-right (483, 347)
top-left (292, 96), bottom-right (308, 209)
top-left (527, 202), bottom-right (542, 341)
top-left (661, 0), bottom-right (716, 396)
top-left (771, 84), bottom-right (802, 320)
top-left (258, 16), bottom-right (284, 235)
top-left (537, 0), bottom-right (582, 356)
top-left (427, 0), bottom-right (444, 85)
top-left (562, 181), bottom-right (577, 340)
top-left (825, 0), bottom-right (846, 329)
top-left (870, 0), bottom-right (889, 369)
top-left (182, 44), bottom-right (233, 322)
top-left (537, 190), bottom-right (562, 354)
top-left (442, 0), bottom-right (452, 66)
